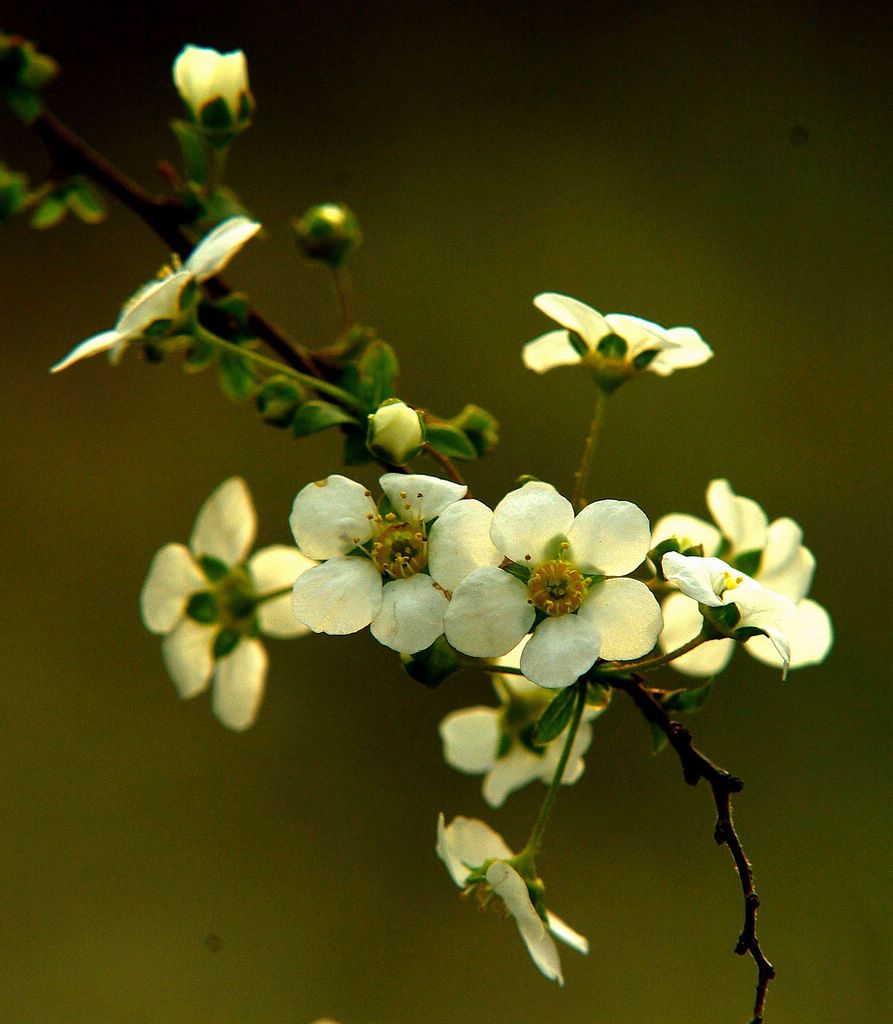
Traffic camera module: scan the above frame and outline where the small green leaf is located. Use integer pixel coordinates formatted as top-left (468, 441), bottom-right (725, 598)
top-left (343, 429), bottom-right (373, 464)
top-left (650, 721), bottom-right (668, 755)
top-left (659, 679), bottom-right (713, 715)
top-left (211, 292), bottom-right (250, 325)
top-left (503, 562), bottom-right (531, 584)
top-left (448, 403), bottom-right (499, 457)
top-left (585, 681), bottom-right (612, 711)
top-left (425, 422), bottom-right (478, 460)
top-left (401, 636), bottom-right (462, 688)
top-left (218, 349), bottom-right (254, 400)
top-left (186, 591), bottom-right (218, 624)
top-left (29, 195), bottom-right (67, 229)
top-left (256, 375), bottom-right (304, 426)
top-left (213, 629), bottom-right (241, 659)
top-left (532, 687), bottom-right (577, 746)
top-left (6, 85), bottom-right (42, 122)
top-left (184, 331), bottom-right (216, 371)
top-left (66, 181), bottom-right (106, 224)
top-left (171, 118), bottom-right (209, 184)
top-left (292, 400), bottom-right (356, 437)
top-left (343, 338), bottom-right (399, 411)
top-left (732, 549), bottom-right (762, 576)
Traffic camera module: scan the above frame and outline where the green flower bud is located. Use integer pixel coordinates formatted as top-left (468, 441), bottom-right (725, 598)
top-left (0, 163), bottom-right (27, 224)
top-left (172, 45), bottom-right (254, 146)
top-left (292, 203), bottom-right (362, 267)
top-left (366, 398), bottom-right (424, 465)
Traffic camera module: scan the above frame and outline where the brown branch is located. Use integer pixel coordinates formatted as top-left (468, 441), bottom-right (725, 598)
top-left (610, 674), bottom-right (776, 1024)
top-left (422, 443), bottom-right (469, 490)
top-left (30, 108), bottom-right (321, 376)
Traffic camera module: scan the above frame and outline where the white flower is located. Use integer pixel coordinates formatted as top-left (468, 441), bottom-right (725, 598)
top-left (652, 480), bottom-right (833, 676)
top-left (290, 473), bottom-right (502, 654)
top-left (523, 292), bottom-right (712, 380)
top-left (443, 482), bottom-right (662, 688)
top-left (439, 638), bottom-right (607, 807)
top-left (173, 44), bottom-right (252, 132)
top-left (436, 814), bottom-right (588, 985)
top-left (140, 477), bottom-right (316, 730)
top-left (661, 552), bottom-right (796, 673)
top-left (366, 399), bottom-right (425, 465)
top-left (49, 216), bottom-right (260, 373)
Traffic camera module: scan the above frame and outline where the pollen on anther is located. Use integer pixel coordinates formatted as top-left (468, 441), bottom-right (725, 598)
top-left (364, 490), bottom-right (372, 497)
top-left (524, 554), bottom-right (532, 561)
top-left (400, 491), bottom-right (407, 499)
top-left (404, 503), bottom-right (412, 511)
top-left (366, 513), bottom-right (375, 520)
top-left (385, 512), bottom-right (397, 522)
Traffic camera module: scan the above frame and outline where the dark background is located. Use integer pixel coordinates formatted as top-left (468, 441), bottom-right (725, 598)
top-left (1, 2), bottom-right (891, 1022)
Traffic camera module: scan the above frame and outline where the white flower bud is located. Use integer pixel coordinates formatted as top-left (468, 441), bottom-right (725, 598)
top-left (366, 400), bottom-right (424, 465)
top-left (173, 44), bottom-right (254, 141)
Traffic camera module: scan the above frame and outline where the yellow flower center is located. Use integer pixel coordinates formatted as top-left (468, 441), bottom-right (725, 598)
top-left (371, 521), bottom-right (427, 579)
top-left (526, 559), bottom-right (588, 616)
top-left (722, 570), bottom-right (745, 593)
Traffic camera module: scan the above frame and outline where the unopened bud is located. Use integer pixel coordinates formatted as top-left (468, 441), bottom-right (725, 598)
top-left (292, 203), bottom-right (362, 267)
top-left (366, 399), bottom-right (424, 465)
top-left (173, 44), bottom-right (254, 145)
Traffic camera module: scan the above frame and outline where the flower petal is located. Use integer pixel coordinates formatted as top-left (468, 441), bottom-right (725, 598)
top-left (490, 483), bottom-right (574, 565)
top-left (370, 574), bottom-right (449, 653)
top-left (659, 592), bottom-right (735, 676)
top-left (604, 312), bottom-right (672, 358)
top-left (116, 271), bottom-right (192, 336)
top-left (140, 542), bottom-right (206, 634)
top-left (49, 330), bottom-right (125, 374)
top-left (444, 567), bottom-right (534, 657)
top-left (706, 479), bottom-right (768, 554)
top-left (289, 475), bottom-right (376, 559)
top-left (520, 615), bottom-right (601, 689)
top-left (568, 499), bottom-right (651, 575)
top-left (439, 707), bottom-right (501, 774)
top-left (486, 861), bottom-right (564, 985)
top-left (648, 326), bottom-right (713, 375)
top-left (661, 552), bottom-right (728, 606)
top-left (248, 545), bottom-right (317, 638)
top-left (533, 293), bottom-right (609, 348)
top-left (758, 518), bottom-right (815, 602)
top-left (183, 216), bottom-right (260, 282)
top-left (161, 618), bottom-right (215, 699)
top-left (428, 499), bottom-right (502, 592)
top-left (746, 598), bottom-right (833, 669)
top-left (650, 513), bottom-right (722, 556)
top-left (190, 476), bottom-right (257, 564)
top-left (291, 556), bottom-right (382, 635)
top-left (546, 911), bottom-right (589, 954)
top-left (379, 473), bottom-right (466, 525)
top-left (522, 330), bottom-right (583, 374)
top-left (579, 578), bottom-right (662, 661)
top-left (212, 637), bottom-right (267, 730)
top-left (483, 749), bottom-right (545, 808)
top-left (436, 813), bottom-right (513, 887)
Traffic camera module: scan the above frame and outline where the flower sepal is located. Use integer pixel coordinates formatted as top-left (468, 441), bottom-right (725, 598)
top-left (401, 636), bottom-right (463, 688)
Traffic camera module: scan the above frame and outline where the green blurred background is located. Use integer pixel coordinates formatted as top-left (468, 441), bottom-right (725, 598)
top-left (2, 2), bottom-right (891, 1021)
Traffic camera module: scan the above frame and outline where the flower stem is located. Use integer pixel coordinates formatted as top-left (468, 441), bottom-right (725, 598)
top-left (254, 585), bottom-right (293, 605)
top-left (517, 678), bottom-right (587, 869)
top-left (596, 631), bottom-right (709, 675)
top-left (194, 324), bottom-right (364, 412)
top-left (571, 387), bottom-right (607, 510)
top-left (331, 265), bottom-right (354, 334)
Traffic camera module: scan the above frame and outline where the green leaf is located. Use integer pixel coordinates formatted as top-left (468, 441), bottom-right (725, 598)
top-left (448, 403), bottom-right (499, 457)
top-left (401, 636), bottom-right (462, 688)
top-left (6, 85), bottom-right (42, 122)
top-left (650, 721), bottom-right (668, 755)
top-left (213, 629), bottom-right (241, 659)
top-left (217, 350), bottom-right (254, 400)
top-left (184, 330), bottom-right (216, 371)
top-left (659, 679), bottom-right (713, 715)
top-left (211, 292), bottom-right (250, 325)
top-left (732, 549), bottom-right (762, 576)
top-left (425, 422), bottom-right (478, 460)
top-left (256, 375), bottom-right (305, 426)
top-left (186, 591), bottom-right (218, 624)
top-left (585, 681), bottom-right (612, 712)
top-left (343, 429), bottom-right (373, 464)
top-left (66, 181), bottom-right (106, 224)
top-left (532, 687), bottom-right (577, 746)
top-left (346, 339), bottom-right (399, 411)
top-left (292, 400), bottom-right (356, 437)
top-left (29, 195), bottom-right (67, 229)
top-left (171, 118), bottom-right (209, 185)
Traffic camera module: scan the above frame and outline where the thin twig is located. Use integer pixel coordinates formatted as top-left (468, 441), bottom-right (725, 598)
top-left (610, 674), bottom-right (776, 1023)
top-left (422, 443), bottom-right (469, 490)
